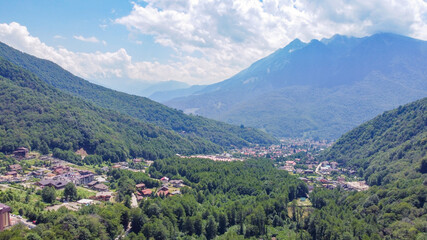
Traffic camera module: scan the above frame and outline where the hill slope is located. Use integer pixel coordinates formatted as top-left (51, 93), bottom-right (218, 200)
top-left (0, 42), bottom-right (277, 147)
top-left (166, 33), bottom-right (427, 139)
top-left (320, 97), bottom-right (427, 186)
top-left (0, 58), bottom-right (222, 162)
top-left (306, 97), bottom-right (427, 239)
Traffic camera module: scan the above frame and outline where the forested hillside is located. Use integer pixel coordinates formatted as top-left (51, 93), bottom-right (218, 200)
top-left (306, 98), bottom-right (427, 239)
top-left (0, 58), bottom-right (221, 162)
top-left (320, 97), bottom-right (427, 186)
top-left (0, 42), bottom-right (277, 148)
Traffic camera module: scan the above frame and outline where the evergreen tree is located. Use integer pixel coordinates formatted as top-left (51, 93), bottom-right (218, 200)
top-left (218, 213), bottom-right (228, 234)
top-left (205, 216), bottom-right (217, 240)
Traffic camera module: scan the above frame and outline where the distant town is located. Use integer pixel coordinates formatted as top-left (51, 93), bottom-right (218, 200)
top-left (184, 138), bottom-right (369, 193)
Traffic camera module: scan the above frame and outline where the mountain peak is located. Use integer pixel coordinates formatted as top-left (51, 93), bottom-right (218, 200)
top-left (283, 38), bottom-right (307, 53)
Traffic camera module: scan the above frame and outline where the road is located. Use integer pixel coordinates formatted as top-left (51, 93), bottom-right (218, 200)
top-left (131, 193), bottom-right (138, 208)
top-left (315, 162), bottom-right (323, 175)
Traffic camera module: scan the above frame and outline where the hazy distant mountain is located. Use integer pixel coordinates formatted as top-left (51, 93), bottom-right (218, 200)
top-left (166, 33), bottom-right (427, 140)
top-left (0, 42), bottom-right (277, 148)
top-left (139, 80), bottom-right (190, 97)
top-left (149, 84), bottom-right (206, 102)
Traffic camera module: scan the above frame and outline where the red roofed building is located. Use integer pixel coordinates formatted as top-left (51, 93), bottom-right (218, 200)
top-left (141, 189), bottom-right (152, 197)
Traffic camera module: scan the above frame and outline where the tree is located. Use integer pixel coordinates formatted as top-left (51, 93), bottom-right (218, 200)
top-left (117, 176), bottom-right (136, 202)
top-left (218, 213), bottom-right (228, 234)
top-left (120, 210), bottom-right (130, 230)
top-left (39, 141), bottom-right (49, 155)
top-left (131, 209), bottom-right (146, 234)
top-left (41, 186), bottom-right (56, 204)
top-left (205, 216), bottom-right (217, 240)
top-left (194, 215), bottom-right (203, 236)
top-left (64, 183), bottom-right (77, 201)
top-left (272, 215), bottom-right (283, 227)
top-left (124, 195), bottom-right (131, 208)
top-left (420, 157), bottom-right (427, 174)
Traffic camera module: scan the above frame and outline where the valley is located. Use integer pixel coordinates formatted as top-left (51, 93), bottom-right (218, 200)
top-left (0, 33), bottom-right (425, 240)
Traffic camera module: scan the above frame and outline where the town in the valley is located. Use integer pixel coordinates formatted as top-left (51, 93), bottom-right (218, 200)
top-left (0, 139), bottom-right (369, 231)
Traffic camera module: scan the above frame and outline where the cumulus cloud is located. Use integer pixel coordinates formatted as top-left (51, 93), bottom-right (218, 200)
top-left (0, 22), bottom-right (225, 86)
top-left (0, 22), bottom-right (130, 80)
top-left (73, 35), bottom-right (100, 43)
top-left (1, 0), bottom-right (427, 88)
top-left (115, 0), bottom-right (427, 83)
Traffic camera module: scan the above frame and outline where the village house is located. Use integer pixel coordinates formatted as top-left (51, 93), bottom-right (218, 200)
top-left (92, 192), bottom-right (112, 201)
top-left (78, 170), bottom-right (95, 185)
top-left (141, 189), bottom-right (152, 197)
top-left (8, 164), bottom-right (22, 173)
top-left (30, 169), bottom-right (45, 178)
top-left (0, 203), bottom-right (11, 231)
top-left (160, 176), bottom-right (169, 184)
top-left (36, 179), bottom-right (69, 189)
top-left (136, 183), bottom-right (146, 191)
top-left (112, 164), bottom-right (121, 169)
top-left (92, 183), bottom-right (109, 192)
top-left (13, 147), bottom-right (29, 159)
top-left (51, 165), bottom-right (70, 175)
top-left (169, 180), bottom-right (184, 188)
top-left (87, 181), bottom-right (98, 188)
top-left (5, 171), bottom-right (17, 178)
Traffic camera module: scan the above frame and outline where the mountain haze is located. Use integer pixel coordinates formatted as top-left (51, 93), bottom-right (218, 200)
top-left (0, 42), bottom-right (277, 148)
top-left (166, 33), bottom-right (427, 139)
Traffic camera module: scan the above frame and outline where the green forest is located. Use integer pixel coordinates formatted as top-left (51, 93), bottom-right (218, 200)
top-left (314, 98), bottom-right (427, 239)
top-left (0, 157), bottom-right (310, 240)
top-left (0, 42), bottom-right (277, 148)
top-left (0, 58), bottom-right (222, 162)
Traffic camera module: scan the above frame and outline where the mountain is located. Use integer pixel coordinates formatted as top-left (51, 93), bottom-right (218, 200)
top-left (0, 42), bottom-right (277, 148)
top-left (320, 97), bottom-right (427, 186)
top-left (307, 97), bottom-right (427, 239)
top-left (0, 58), bottom-right (224, 162)
top-left (166, 33), bottom-right (427, 140)
top-left (149, 84), bottom-right (206, 102)
top-left (138, 80), bottom-right (190, 97)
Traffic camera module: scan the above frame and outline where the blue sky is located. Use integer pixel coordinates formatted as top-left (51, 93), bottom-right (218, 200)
top-left (0, 0), bottom-right (426, 94)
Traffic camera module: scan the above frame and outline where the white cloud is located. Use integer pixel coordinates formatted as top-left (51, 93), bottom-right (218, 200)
top-left (115, 0), bottom-right (427, 83)
top-left (1, 0), bottom-right (427, 88)
top-left (53, 35), bottom-right (65, 39)
top-left (99, 24), bottom-right (108, 31)
top-left (73, 35), bottom-right (100, 43)
top-left (0, 22), bottom-right (226, 87)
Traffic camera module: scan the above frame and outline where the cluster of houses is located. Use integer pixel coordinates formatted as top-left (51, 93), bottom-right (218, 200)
top-left (181, 154), bottom-right (242, 162)
top-left (234, 139), bottom-right (332, 160)
top-left (298, 175), bottom-right (369, 192)
top-left (134, 176), bottom-right (184, 201)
